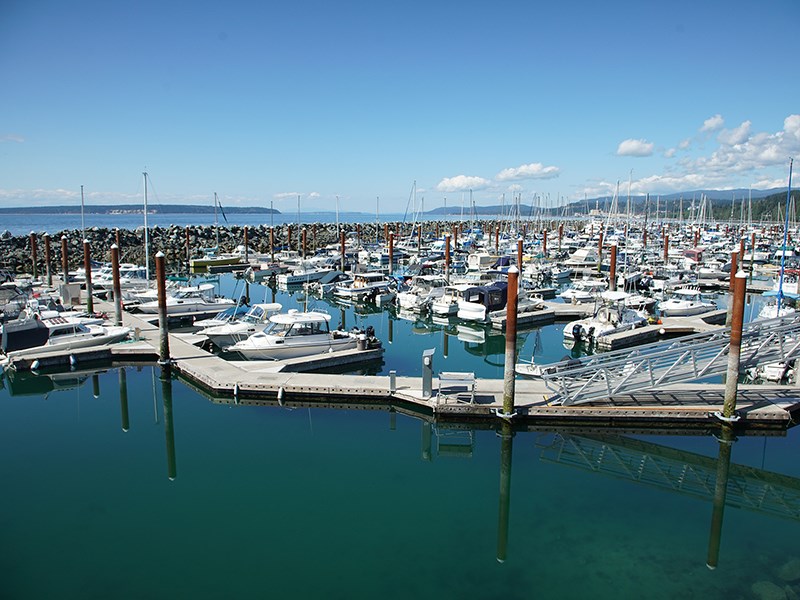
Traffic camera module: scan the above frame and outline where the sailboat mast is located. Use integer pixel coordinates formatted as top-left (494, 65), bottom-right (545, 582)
top-left (214, 192), bottom-right (219, 249)
top-left (777, 158), bottom-right (794, 313)
top-left (80, 184), bottom-right (86, 240)
top-left (143, 171), bottom-right (150, 281)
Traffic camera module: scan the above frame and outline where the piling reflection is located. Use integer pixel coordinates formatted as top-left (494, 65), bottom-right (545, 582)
top-left (119, 367), bottom-right (129, 432)
top-left (160, 365), bottom-right (177, 481)
top-left (7, 364), bottom-right (800, 568)
top-left (496, 421), bottom-right (513, 564)
top-left (707, 426), bottom-right (734, 570)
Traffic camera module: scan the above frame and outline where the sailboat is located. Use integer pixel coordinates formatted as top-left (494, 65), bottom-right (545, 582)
top-left (189, 193), bottom-right (245, 271)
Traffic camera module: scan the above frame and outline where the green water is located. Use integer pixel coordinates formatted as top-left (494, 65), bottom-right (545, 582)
top-left (1, 366), bottom-right (799, 599)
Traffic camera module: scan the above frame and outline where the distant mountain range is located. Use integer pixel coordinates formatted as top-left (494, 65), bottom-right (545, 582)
top-left (0, 204), bottom-right (281, 215)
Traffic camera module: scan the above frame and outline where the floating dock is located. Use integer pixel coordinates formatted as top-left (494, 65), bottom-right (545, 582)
top-left (5, 296), bottom-right (799, 432)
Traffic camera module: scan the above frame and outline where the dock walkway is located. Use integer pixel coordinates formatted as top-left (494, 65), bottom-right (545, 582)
top-left (6, 297), bottom-right (800, 431)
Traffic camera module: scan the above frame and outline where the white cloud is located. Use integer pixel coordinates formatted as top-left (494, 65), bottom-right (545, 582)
top-left (506, 184), bottom-right (524, 193)
top-left (307, 192), bottom-right (320, 199)
top-left (616, 139), bottom-right (654, 157)
top-left (701, 114), bottom-right (724, 133)
top-left (273, 192), bottom-right (300, 200)
top-left (717, 120), bottom-right (752, 146)
top-left (0, 134), bottom-right (24, 143)
top-left (663, 148), bottom-right (676, 158)
top-left (435, 175), bottom-right (491, 193)
top-left (495, 162), bottom-right (560, 181)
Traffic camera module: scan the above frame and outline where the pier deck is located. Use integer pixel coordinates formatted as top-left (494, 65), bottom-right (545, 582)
top-left (6, 297), bottom-right (799, 431)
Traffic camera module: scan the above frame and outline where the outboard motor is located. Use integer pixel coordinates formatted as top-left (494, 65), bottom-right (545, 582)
top-left (571, 323), bottom-right (583, 342)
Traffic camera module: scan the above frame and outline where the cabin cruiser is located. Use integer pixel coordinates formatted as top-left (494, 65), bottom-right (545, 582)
top-left (136, 283), bottom-right (236, 314)
top-left (333, 272), bottom-right (396, 304)
top-left (1, 314), bottom-right (130, 362)
top-left (557, 277), bottom-right (607, 303)
top-left (226, 310), bottom-right (365, 360)
top-left (197, 302), bottom-right (282, 348)
top-left (396, 275), bottom-right (449, 313)
top-left (657, 286), bottom-right (716, 317)
top-left (431, 285), bottom-right (469, 317)
top-left (563, 290), bottom-right (648, 346)
top-left (457, 281), bottom-right (508, 322)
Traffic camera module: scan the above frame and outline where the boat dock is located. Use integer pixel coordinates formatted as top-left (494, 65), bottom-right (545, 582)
top-left (6, 297), bottom-right (799, 432)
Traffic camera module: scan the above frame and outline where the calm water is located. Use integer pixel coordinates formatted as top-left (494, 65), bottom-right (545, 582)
top-left (1, 365), bottom-right (798, 599)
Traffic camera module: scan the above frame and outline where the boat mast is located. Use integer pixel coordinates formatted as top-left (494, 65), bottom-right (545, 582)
top-left (80, 184), bottom-right (86, 240)
top-left (143, 171), bottom-right (150, 281)
top-left (777, 157), bottom-right (794, 314)
top-left (214, 192), bottom-right (219, 250)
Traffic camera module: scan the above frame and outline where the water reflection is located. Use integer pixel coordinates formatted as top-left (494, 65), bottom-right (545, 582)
top-left (3, 365), bottom-right (799, 573)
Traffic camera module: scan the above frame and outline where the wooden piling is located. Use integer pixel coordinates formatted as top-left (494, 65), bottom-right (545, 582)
top-left (610, 244), bottom-right (617, 291)
top-left (29, 232), bottom-right (37, 280)
top-left (502, 266), bottom-right (519, 414)
top-left (43, 233), bottom-right (52, 287)
top-left (155, 252), bottom-right (170, 364)
top-left (444, 233), bottom-right (451, 281)
top-left (722, 272), bottom-right (747, 418)
top-left (340, 229), bottom-right (346, 271)
top-left (110, 244), bottom-right (122, 325)
top-left (61, 235), bottom-right (69, 283)
top-left (389, 232), bottom-right (394, 274)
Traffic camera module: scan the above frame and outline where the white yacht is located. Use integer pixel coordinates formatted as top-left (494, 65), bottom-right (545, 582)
top-left (1, 315), bottom-right (130, 361)
top-left (396, 275), bottom-right (449, 312)
top-left (558, 277), bottom-right (607, 303)
top-left (658, 286), bottom-right (716, 317)
top-left (198, 303), bottom-right (282, 348)
top-left (137, 283), bottom-right (236, 314)
top-left (563, 291), bottom-right (648, 346)
top-left (226, 310), bottom-right (359, 360)
top-left (333, 272), bottom-right (396, 304)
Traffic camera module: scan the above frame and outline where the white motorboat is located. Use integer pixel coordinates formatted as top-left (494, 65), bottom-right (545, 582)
top-left (563, 291), bottom-right (647, 346)
top-left (226, 309), bottom-right (361, 360)
top-left (1, 315), bottom-right (130, 361)
top-left (558, 277), bottom-right (607, 303)
top-left (658, 286), bottom-right (716, 317)
top-left (333, 272), bottom-right (396, 304)
top-left (137, 283), bottom-right (236, 314)
top-left (457, 281), bottom-right (508, 322)
top-left (199, 302), bottom-right (282, 348)
top-left (396, 275), bottom-right (449, 312)
top-left (431, 285), bottom-right (469, 317)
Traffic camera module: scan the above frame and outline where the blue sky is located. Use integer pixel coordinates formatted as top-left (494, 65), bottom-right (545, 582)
top-left (1, 0), bottom-right (798, 213)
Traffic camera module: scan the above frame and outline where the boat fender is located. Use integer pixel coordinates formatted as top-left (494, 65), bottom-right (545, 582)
top-left (233, 383), bottom-right (240, 404)
top-left (277, 386), bottom-right (285, 406)
top-left (30, 359), bottom-right (40, 371)
top-left (69, 354), bottom-right (77, 369)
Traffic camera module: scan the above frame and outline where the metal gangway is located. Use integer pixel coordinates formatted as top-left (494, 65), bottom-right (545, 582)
top-left (538, 313), bottom-right (800, 406)
top-left (537, 433), bottom-right (800, 522)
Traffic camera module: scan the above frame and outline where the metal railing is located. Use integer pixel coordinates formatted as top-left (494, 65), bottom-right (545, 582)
top-left (539, 313), bottom-right (800, 406)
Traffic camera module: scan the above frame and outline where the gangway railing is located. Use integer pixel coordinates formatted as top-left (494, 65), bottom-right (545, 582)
top-left (537, 433), bottom-right (800, 522)
top-left (538, 313), bottom-right (800, 406)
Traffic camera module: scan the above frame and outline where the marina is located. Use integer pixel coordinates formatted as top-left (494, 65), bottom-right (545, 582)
top-left (3, 214), bottom-right (800, 600)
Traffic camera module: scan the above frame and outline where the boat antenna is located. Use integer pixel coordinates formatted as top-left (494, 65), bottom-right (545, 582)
top-left (143, 171), bottom-right (150, 282)
top-left (777, 157), bottom-right (794, 314)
